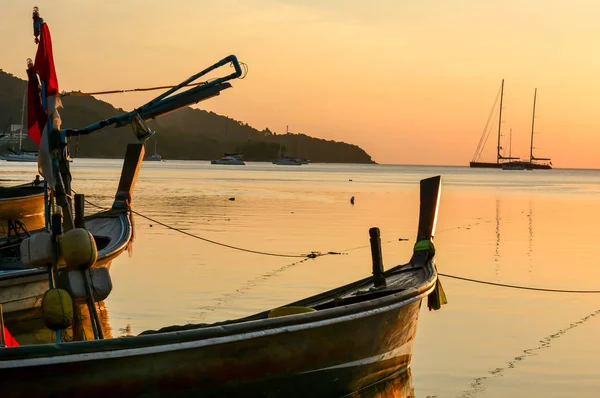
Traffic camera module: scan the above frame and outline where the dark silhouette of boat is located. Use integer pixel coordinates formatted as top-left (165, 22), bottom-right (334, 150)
top-left (471, 80), bottom-right (551, 169)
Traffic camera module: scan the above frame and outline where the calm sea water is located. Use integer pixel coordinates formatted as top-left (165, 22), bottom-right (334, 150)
top-left (2, 159), bottom-right (600, 397)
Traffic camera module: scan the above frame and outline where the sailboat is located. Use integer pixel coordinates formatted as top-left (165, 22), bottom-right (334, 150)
top-left (0, 90), bottom-right (38, 162)
top-left (211, 119), bottom-right (245, 165)
top-left (147, 139), bottom-right (162, 161)
top-left (272, 125), bottom-right (309, 165)
top-left (524, 88), bottom-right (552, 169)
top-left (470, 79), bottom-right (519, 168)
top-left (500, 88), bottom-right (552, 170)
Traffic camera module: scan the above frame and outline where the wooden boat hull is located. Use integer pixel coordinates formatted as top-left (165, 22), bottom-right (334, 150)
top-left (0, 182), bottom-right (45, 221)
top-left (0, 210), bottom-right (132, 313)
top-left (470, 161), bottom-right (552, 170)
top-left (0, 144), bottom-right (144, 314)
top-left (469, 161), bottom-right (502, 168)
top-left (0, 277), bottom-right (430, 398)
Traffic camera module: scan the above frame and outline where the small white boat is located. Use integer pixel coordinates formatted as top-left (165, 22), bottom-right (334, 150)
top-left (211, 153), bottom-right (245, 165)
top-left (271, 157), bottom-right (307, 166)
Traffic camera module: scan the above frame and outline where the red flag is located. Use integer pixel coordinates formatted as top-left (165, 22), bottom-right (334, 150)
top-left (30, 20), bottom-right (61, 186)
top-left (33, 22), bottom-right (59, 96)
top-left (2, 327), bottom-right (20, 347)
top-left (26, 66), bottom-right (46, 145)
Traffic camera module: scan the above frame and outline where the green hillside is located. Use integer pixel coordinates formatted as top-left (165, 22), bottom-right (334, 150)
top-left (0, 69), bottom-right (375, 163)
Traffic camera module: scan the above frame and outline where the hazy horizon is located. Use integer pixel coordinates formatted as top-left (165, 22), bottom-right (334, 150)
top-left (2, 1), bottom-right (599, 168)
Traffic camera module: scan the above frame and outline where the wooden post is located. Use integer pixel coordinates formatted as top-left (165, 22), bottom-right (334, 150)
top-left (74, 194), bottom-right (85, 229)
top-left (369, 227), bottom-right (386, 288)
top-left (113, 144), bottom-right (145, 210)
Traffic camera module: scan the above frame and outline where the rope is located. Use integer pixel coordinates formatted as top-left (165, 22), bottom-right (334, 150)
top-left (60, 81), bottom-right (209, 97)
top-left (439, 272), bottom-right (600, 294)
top-left (80, 196), bottom-right (338, 259)
top-left (61, 61), bottom-right (245, 97)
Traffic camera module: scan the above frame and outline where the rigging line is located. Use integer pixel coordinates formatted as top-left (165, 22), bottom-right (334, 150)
top-left (79, 196), bottom-right (336, 259)
top-left (60, 81), bottom-right (209, 97)
top-left (472, 85), bottom-right (502, 162)
top-left (438, 272), bottom-right (600, 293)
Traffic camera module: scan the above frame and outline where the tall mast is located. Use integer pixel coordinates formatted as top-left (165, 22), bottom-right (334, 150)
top-left (529, 88), bottom-right (537, 163)
top-left (508, 128), bottom-right (512, 159)
top-left (496, 79), bottom-right (504, 163)
top-left (19, 88), bottom-right (26, 152)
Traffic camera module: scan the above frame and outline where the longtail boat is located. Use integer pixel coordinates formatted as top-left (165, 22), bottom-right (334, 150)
top-left (0, 144), bottom-right (143, 314)
top-left (0, 175), bottom-right (445, 397)
top-left (0, 7), bottom-right (245, 316)
top-left (0, 179), bottom-right (44, 223)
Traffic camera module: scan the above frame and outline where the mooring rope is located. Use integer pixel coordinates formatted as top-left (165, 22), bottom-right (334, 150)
top-left (80, 196), bottom-right (343, 259)
top-left (438, 273), bottom-right (600, 294)
top-left (60, 82), bottom-right (209, 97)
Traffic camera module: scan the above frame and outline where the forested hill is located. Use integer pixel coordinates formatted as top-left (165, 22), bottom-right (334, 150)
top-left (0, 69), bottom-right (375, 163)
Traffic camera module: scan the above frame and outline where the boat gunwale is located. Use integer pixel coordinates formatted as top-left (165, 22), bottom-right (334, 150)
top-left (0, 210), bottom-right (132, 278)
top-left (0, 257), bottom-right (437, 363)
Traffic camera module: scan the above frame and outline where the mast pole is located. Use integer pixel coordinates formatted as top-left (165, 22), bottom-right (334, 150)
top-left (496, 79), bottom-right (504, 163)
top-left (509, 128), bottom-right (512, 159)
top-left (530, 88), bottom-right (537, 163)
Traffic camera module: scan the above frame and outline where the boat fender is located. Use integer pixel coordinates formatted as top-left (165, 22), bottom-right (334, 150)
top-left (20, 231), bottom-right (54, 267)
top-left (41, 289), bottom-right (74, 331)
top-left (268, 306), bottom-right (316, 318)
top-left (59, 228), bottom-right (98, 271)
top-left (57, 266), bottom-right (113, 303)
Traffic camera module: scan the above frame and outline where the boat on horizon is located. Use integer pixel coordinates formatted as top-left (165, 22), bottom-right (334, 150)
top-left (211, 153), bottom-right (245, 165)
top-left (470, 80), bottom-right (552, 170)
top-left (271, 156), bottom-right (309, 165)
top-left (272, 125), bottom-right (310, 165)
top-left (146, 139), bottom-right (162, 161)
top-left (211, 119), bottom-right (245, 165)
top-left (0, 89), bottom-right (38, 163)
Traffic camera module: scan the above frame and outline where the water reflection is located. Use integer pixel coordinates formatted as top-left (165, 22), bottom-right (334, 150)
top-left (527, 200), bottom-right (534, 261)
top-left (345, 369), bottom-right (414, 398)
top-left (494, 198), bottom-right (500, 275)
top-left (4, 301), bottom-right (113, 345)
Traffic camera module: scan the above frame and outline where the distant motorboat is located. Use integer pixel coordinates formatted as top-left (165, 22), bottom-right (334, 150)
top-left (271, 157), bottom-right (308, 166)
top-left (211, 153), bottom-right (245, 165)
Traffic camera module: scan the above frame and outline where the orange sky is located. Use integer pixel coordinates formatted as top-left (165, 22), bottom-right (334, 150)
top-left (1, 1), bottom-right (599, 167)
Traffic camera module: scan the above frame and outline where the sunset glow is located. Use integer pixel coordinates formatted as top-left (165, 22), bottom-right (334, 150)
top-left (2, 1), bottom-right (599, 168)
